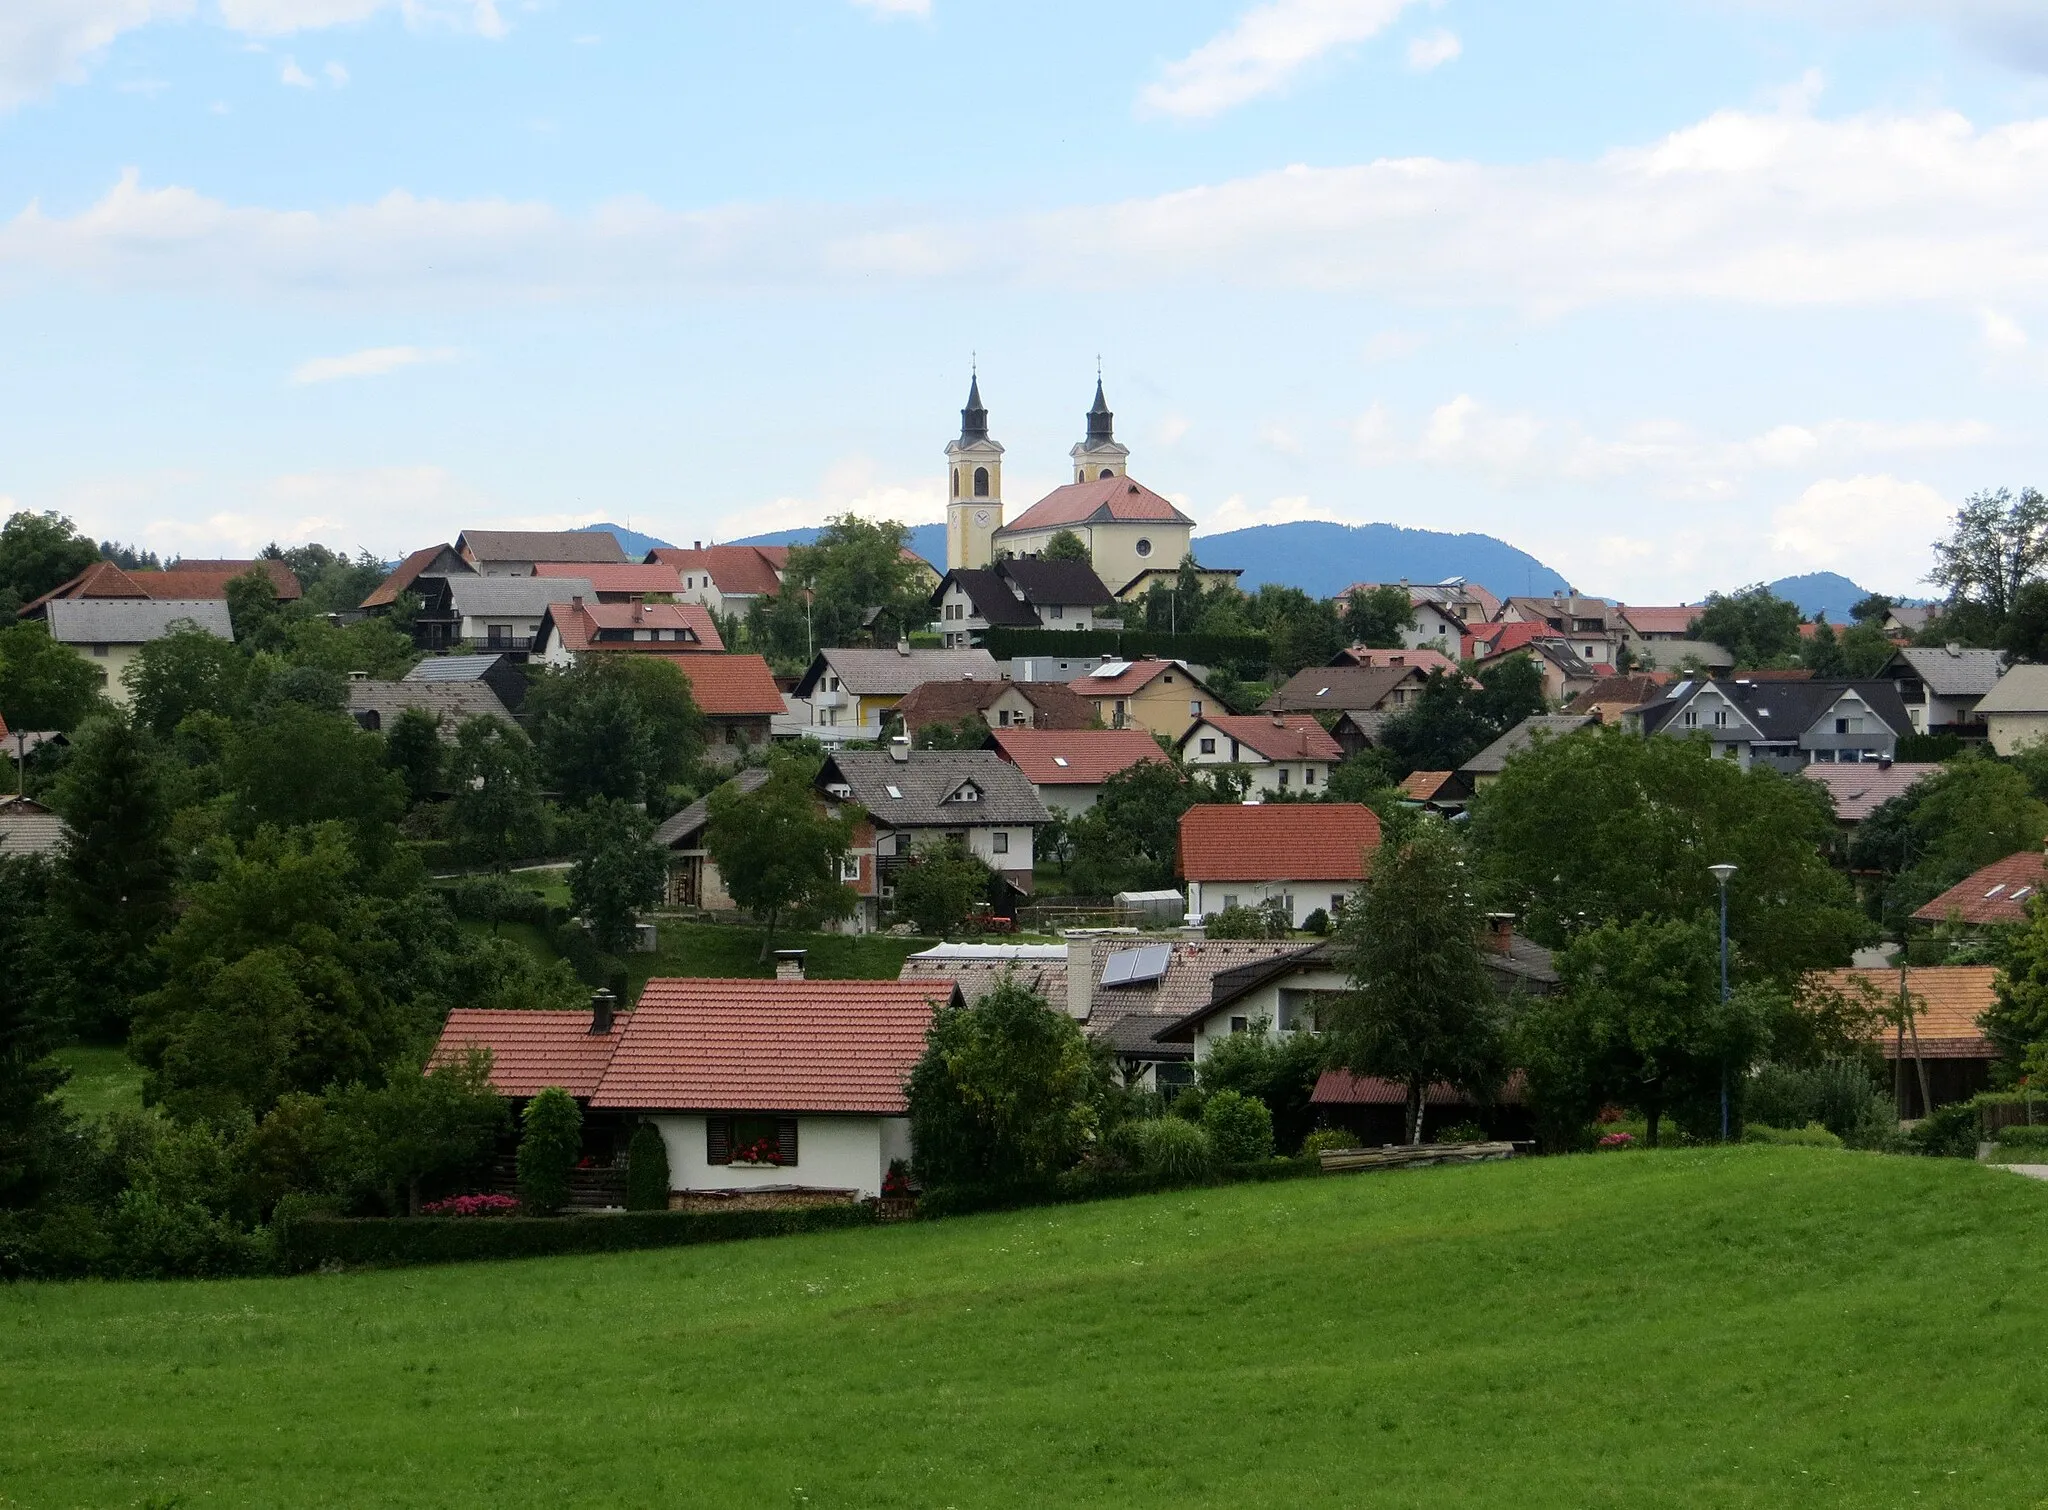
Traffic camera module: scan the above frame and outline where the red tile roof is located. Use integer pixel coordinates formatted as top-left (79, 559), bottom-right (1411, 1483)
top-left (665, 653), bottom-right (786, 717)
top-left (1463, 620), bottom-right (1550, 659)
top-left (1179, 803), bottom-right (1380, 882)
top-left (590, 978), bottom-right (959, 1114)
top-left (533, 562), bottom-right (684, 596)
top-left (1911, 849), bottom-right (2047, 925)
top-left (1400, 770), bottom-right (1456, 800)
top-left (895, 678), bottom-right (1096, 733)
top-left (433, 1008), bottom-right (628, 1098)
top-left (361, 543), bottom-right (454, 609)
top-left (1200, 713), bottom-right (1344, 763)
top-left (1075, 657), bottom-right (1204, 698)
top-left (543, 598), bottom-right (725, 654)
top-left (23, 559), bottom-right (302, 615)
top-left (1002, 475), bottom-right (1194, 534)
top-left (1331, 646), bottom-right (1461, 676)
top-left (1803, 761), bottom-right (1943, 825)
top-left (648, 544), bottom-right (788, 598)
top-left (1804, 966), bottom-right (1998, 1057)
top-left (1619, 606), bottom-right (1698, 637)
top-left (990, 727), bottom-right (1168, 785)
top-left (1311, 1069), bottom-right (1526, 1106)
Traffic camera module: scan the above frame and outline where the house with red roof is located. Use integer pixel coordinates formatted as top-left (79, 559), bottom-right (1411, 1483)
top-left (1911, 847), bottom-right (2047, 930)
top-left (1176, 712), bottom-right (1344, 796)
top-left (671, 653), bottom-right (786, 761)
top-left (1179, 802), bottom-right (1381, 929)
top-left (987, 726), bottom-right (1168, 814)
top-left (1070, 656), bottom-right (1221, 742)
top-left (22, 558), bottom-right (301, 618)
top-left (533, 596), bottom-right (725, 665)
top-left (433, 964), bottom-right (964, 1202)
top-left (649, 542), bottom-right (791, 619)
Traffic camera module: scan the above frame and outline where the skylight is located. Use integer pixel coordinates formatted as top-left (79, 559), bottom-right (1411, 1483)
top-left (1986, 884), bottom-right (2007, 898)
top-left (2015, 887), bottom-right (2034, 901)
top-left (885, 785), bottom-right (903, 799)
top-left (1053, 756), bottom-right (1069, 767)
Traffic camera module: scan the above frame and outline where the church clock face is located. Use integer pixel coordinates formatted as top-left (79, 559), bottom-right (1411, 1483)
top-left (974, 509), bottom-right (991, 527)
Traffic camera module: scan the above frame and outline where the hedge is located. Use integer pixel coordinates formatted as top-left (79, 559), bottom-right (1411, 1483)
top-left (980, 627), bottom-right (1270, 671)
top-left (276, 1202), bottom-right (878, 1272)
top-left (917, 1152), bottom-right (1321, 1219)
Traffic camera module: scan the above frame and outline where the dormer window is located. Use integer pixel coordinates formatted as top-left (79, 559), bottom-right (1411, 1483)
top-left (947, 782), bottom-right (982, 803)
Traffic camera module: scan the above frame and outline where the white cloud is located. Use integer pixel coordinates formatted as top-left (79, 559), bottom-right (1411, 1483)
top-left (0, 0), bottom-right (495, 110)
top-left (289, 344), bottom-right (454, 384)
top-left (1981, 307), bottom-right (2029, 350)
top-left (279, 55), bottom-right (315, 86)
top-left (1139, 0), bottom-right (1422, 119)
top-left (1741, 2), bottom-right (2048, 73)
top-left (1352, 394), bottom-right (1993, 494)
top-left (0, 0), bottom-right (193, 110)
top-left (714, 456), bottom-right (944, 539)
top-left (1405, 28), bottom-right (1460, 71)
top-left (324, 59), bottom-right (347, 86)
top-left (1768, 474), bottom-right (1955, 586)
top-left (15, 102), bottom-right (2048, 316)
top-left (848, 0), bottom-right (930, 18)
top-left (1198, 492), bottom-right (1333, 533)
top-left (1156, 414), bottom-right (1192, 446)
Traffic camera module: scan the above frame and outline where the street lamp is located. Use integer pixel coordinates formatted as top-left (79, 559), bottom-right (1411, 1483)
top-left (1708, 863), bottom-right (1738, 1142)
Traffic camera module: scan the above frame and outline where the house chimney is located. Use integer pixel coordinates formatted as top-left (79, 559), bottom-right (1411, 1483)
top-left (888, 736), bottom-right (910, 763)
top-left (588, 988), bottom-right (617, 1034)
top-left (347, 670), bottom-right (368, 682)
top-left (571, 594), bottom-right (584, 608)
top-left (1064, 933), bottom-right (1096, 1021)
top-left (774, 949), bottom-right (806, 982)
top-left (1484, 913), bottom-right (1516, 955)
top-left (693, 540), bottom-right (702, 551)
top-left (897, 637), bottom-right (911, 656)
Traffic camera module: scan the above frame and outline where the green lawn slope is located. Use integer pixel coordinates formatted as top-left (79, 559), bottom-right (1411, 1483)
top-left (5, 1148), bottom-right (2044, 1507)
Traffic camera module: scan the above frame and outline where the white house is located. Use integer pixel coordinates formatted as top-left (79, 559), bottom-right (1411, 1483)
top-left (1176, 713), bottom-right (1344, 796)
top-left (436, 971), bottom-right (961, 1203)
top-left (1178, 802), bottom-right (1382, 930)
top-left (986, 727), bottom-right (1169, 815)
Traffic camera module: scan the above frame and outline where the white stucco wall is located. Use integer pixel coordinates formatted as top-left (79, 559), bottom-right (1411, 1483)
top-left (1034, 783), bottom-right (1103, 816)
top-left (652, 1114), bottom-right (904, 1199)
top-left (1189, 878), bottom-right (1357, 929)
top-left (1185, 968), bottom-right (1350, 1060)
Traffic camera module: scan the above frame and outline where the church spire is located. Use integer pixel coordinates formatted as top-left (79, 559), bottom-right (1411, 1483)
top-left (1086, 376), bottom-right (1113, 444)
top-left (1070, 369), bottom-right (1129, 482)
top-left (960, 370), bottom-right (988, 443)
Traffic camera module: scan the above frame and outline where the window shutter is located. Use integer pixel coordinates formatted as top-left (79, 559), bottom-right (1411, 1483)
top-left (776, 1117), bottom-right (799, 1167)
top-left (706, 1117), bottom-right (731, 1165)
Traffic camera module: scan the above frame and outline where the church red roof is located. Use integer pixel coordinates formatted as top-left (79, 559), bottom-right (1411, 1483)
top-left (1001, 475), bottom-right (1192, 535)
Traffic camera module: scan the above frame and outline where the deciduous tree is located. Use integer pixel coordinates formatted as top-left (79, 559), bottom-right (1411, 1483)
top-left (568, 799), bottom-right (667, 956)
top-left (703, 760), bottom-right (857, 957)
top-left (1341, 585), bottom-right (1415, 649)
top-left (0, 621), bottom-right (108, 732)
top-left (446, 715), bottom-right (543, 870)
top-left (0, 510), bottom-right (98, 621)
top-left (1931, 486), bottom-right (2048, 621)
top-left (1326, 818), bottom-right (1504, 1143)
top-left (1688, 585), bottom-right (1802, 667)
top-left (325, 1049), bottom-right (506, 1216)
top-left (891, 840), bottom-right (995, 937)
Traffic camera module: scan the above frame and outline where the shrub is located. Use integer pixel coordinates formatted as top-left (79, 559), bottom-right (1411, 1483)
top-left (1167, 1086), bottom-right (1208, 1123)
top-left (626, 1124), bottom-right (671, 1212)
top-left (1137, 1118), bottom-right (1214, 1181)
top-left (1101, 1117), bottom-right (1151, 1171)
top-left (1598, 1131), bottom-right (1635, 1149)
top-left (1205, 901), bottom-right (1290, 940)
top-left (439, 875), bottom-right (552, 927)
top-left (1742, 1122), bottom-right (1844, 1149)
top-left (1435, 1121), bottom-right (1486, 1145)
top-left (1909, 1100), bottom-right (1982, 1159)
top-left (419, 1193), bottom-right (522, 1217)
top-left (1746, 1059), bottom-right (1882, 1142)
top-left (1995, 1123), bottom-right (2048, 1150)
top-left (517, 1088), bottom-right (583, 1215)
top-left (1201, 1090), bottom-right (1275, 1163)
top-left (1302, 907), bottom-right (1330, 937)
top-left (1299, 1128), bottom-right (1358, 1159)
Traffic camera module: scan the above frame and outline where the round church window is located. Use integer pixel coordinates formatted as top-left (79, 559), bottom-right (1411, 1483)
top-left (1135, 538), bottom-right (1153, 558)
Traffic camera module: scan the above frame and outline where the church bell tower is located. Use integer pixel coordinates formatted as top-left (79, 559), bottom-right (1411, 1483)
top-left (1069, 376), bottom-right (1130, 483)
top-left (945, 372), bottom-right (1004, 570)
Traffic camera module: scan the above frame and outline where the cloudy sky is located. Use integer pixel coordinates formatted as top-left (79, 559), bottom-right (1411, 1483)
top-left (4, 1), bottom-right (2048, 600)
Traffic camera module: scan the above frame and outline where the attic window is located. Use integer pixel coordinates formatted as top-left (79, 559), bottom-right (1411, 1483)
top-left (1987, 884), bottom-right (2008, 898)
top-left (1053, 756), bottom-right (1069, 767)
top-left (947, 782), bottom-right (983, 803)
top-left (885, 784), bottom-right (904, 800)
top-left (1316, 687), bottom-right (1330, 698)
top-left (2015, 887), bottom-right (2034, 901)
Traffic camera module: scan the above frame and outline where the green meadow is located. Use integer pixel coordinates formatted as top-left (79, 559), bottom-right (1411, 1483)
top-left (4, 1147), bottom-right (2042, 1508)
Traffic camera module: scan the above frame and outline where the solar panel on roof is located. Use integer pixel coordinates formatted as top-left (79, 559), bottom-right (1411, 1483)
top-left (1101, 944), bottom-right (1171, 988)
top-left (1092, 661), bottom-right (1132, 677)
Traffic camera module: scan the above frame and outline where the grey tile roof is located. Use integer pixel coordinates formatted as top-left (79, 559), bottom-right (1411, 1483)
top-left (1084, 940), bottom-right (1309, 1060)
top-left (653, 766), bottom-right (771, 849)
top-left (346, 681), bottom-right (516, 739)
top-left (1261, 665), bottom-right (1416, 714)
top-left (821, 750), bottom-right (1049, 828)
top-left (796, 647), bottom-right (1002, 699)
top-left (0, 797), bottom-right (66, 858)
top-left (1890, 645), bottom-right (2009, 698)
top-left (939, 569), bottom-right (1039, 627)
top-left (44, 598), bottom-right (232, 645)
top-left (1977, 664), bottom-right (2048, 716)
top-left (444, 576), bottom-right (595, 617)
top-left (404, 654), bottom-right (513, 683)
top-left (456, 530), bottom-right (627, 565)
top-left (1461, 715), bottom-right (1595, 775)
top-left (998, 559), bottom-right (1115, 607)
top-left (899, 945), bottom-right (1069, 1006)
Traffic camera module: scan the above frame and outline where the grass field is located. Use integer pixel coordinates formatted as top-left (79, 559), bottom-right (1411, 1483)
top-left (5, 1147), bottom-right (2045, 1507)
top-left (48, 1045), bottom-right (145, 1121)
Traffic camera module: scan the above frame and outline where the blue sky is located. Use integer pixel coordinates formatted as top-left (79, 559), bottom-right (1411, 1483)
top-left (3, 1), bottom-right (2048, 601)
